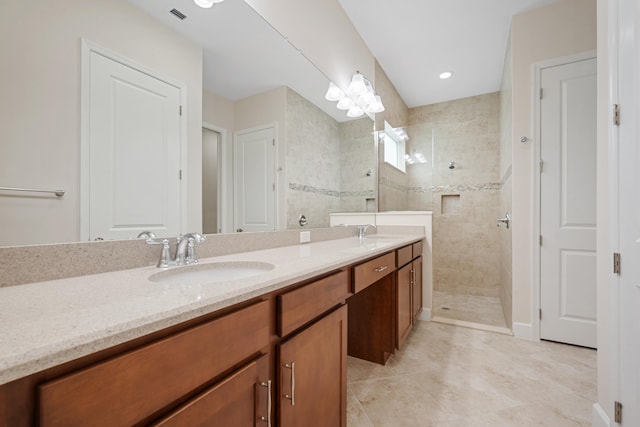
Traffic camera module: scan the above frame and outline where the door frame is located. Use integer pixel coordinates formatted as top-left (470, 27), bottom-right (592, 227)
top-left (202, 122), bottom-right (228, 233)
top-left (79, 39), bottom-right (188, 241)
top-left (232, 123), bottom-right (278, 233)
top-left (531, 50), bottom-right (597, 341)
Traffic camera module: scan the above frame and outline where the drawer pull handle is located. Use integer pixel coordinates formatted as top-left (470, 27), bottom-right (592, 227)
top-left (259, 380), bottom-right (272, 426)
top-left (374, 266), bottom-right (388, 273)
top-left (284, 362), bottom-right (296, 406)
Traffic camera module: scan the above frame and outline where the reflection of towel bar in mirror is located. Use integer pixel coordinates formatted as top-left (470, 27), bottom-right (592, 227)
top-left (0, 187), bottom-right (65, 197)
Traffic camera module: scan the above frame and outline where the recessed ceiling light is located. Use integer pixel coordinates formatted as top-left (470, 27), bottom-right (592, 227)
top-left (439, 71), bottom-right (454, 79)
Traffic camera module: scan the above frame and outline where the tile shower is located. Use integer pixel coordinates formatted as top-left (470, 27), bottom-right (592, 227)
top-left (382, 92), bottom-right (509, 329)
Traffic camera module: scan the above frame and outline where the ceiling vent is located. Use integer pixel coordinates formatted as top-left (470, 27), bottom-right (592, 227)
top-left (169, 8), bottom-right (187, 20)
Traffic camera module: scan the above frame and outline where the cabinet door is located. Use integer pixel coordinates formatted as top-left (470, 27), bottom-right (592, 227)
top-left (397, 263), bottom-right (413, 349)
top-left (279, 305), bottom-right (347, 427)
top-left (152, 354), bottom-right (271, 427)
top-left (412, 257), bottom-right (423, 322)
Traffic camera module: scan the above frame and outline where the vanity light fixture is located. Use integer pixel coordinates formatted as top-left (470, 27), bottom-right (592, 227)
top-left (439, 71), bottom-right (454, 79)
top-left (193, 0), bottom-right (224, 9)
top-left (324, 72), bottom-right (385, 118)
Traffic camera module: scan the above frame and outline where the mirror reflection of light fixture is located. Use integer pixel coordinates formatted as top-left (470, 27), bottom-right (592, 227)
top-left (194, 0), bottom-right (224, 8)
top-left (324, 82), bottom-right (345, 102)
top-left (324, 71), bottom-right (384, 118)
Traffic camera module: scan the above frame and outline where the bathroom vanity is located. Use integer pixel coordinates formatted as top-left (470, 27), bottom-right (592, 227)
top-left (0, 234), bottom-right (425, 426)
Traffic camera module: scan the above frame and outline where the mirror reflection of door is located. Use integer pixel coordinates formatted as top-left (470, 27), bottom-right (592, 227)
top-left (83, 45), bottom-right (183, 241)
top-left (234, 126), bottom-right (276, 232)
top-left (202, 127), bottom-right (221, 234)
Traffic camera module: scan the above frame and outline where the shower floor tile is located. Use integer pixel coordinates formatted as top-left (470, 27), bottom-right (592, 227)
top-left (433, 290), bottom-right (507, 329)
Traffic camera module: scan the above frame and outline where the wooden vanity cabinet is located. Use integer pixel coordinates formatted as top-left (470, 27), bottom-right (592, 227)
top-left (396, 262), bottom-right (414, 349)
top-left (278, 305), bottom-right (348, 427)
top-left (151, 354), bottom-right (270, 427)
top-left (1, 242), bottom-right (424, 426)
top-left (277, 270), bottom-right (351, 427)
top-left (396, 242), bottom-right (424, 350)
top-left (347, 252), bottom-right (397, 364)
top-left (38, 300), bottom-right (270, 427)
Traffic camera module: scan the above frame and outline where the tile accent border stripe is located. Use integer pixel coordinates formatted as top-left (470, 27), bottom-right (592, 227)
top-left (288, 183), bottom-right (374, 198)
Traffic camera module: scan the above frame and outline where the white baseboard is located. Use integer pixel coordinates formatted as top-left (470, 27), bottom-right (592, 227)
top-left (592, 403), bottom-right (610, 427)
top-left (512, 322), bottom-right (535, 340)
top-left (418, 308), bottom-right (432, 321)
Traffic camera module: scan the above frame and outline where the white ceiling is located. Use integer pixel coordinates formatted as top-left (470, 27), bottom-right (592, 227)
top-left (128, 0), bottom-right (346, 121)
top-left (338, 0), bottom-right (559, 107)
top-left (129, 0), bottom-right (560, 119)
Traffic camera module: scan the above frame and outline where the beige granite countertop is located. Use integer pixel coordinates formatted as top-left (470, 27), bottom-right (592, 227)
top-left (0, 233), bottom-right (423, 386)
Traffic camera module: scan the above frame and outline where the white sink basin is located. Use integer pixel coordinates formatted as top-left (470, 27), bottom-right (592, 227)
top-left (149, 261), bottom-right (275, 286)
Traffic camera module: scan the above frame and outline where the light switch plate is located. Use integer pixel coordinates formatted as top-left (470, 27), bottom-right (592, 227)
top-left (299, 231), bottom-right (311, 243)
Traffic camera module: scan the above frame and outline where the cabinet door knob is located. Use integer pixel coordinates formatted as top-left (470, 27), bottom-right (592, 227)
top-left (259, 380), bottom-right (272, 427)
top-left (284, 362), bottom-right (296, 406)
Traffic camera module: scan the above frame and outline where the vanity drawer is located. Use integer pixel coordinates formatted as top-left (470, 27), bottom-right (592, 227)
top-left (278, 269), bottom-right (351, 337)
top-left (38, 300), bottom-right (270, 427)
top-left (397, 245), bottom-right (413, 267)
top-left (353, 252), bottom-right (396, 293)
top-left (412, 240), bottom-right (424, 258)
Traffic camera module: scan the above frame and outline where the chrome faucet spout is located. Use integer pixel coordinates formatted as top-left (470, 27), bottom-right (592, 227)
top-left (357, 224), bottom-right (376, 239)
top-left (175, 233), bottom-right (207, 265)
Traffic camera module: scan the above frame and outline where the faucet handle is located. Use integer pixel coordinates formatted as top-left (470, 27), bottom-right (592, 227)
top-left (185, 237), bottom-right (197, 264)
top-left (146, 238), bottom-right (171, 268)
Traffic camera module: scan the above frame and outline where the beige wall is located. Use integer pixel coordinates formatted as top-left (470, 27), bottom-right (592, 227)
top-left (244, 0), bottom-right (374, 91)
top-left (374, 61), bottom-right (409, 131)
top-left (202, 90), bottom-right (235, 233)
top-left (510, 0), bottom-right (596, 326)
top-left (0, 0), bottom-right (203, 246)
top-left (374, 61), bottom-right (411, 212)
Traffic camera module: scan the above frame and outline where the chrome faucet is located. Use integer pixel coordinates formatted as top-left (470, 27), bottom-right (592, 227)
top-left (137, 231), bottom-right (157, 239)
top-left (146, 233), bottom-right (206, 268)
top-left (357, 224), bottom-right (376, 239)
top-left (175, 233), bottom-right (207, 265)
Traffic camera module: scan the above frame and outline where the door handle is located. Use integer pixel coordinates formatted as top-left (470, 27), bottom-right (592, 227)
top-left (258, 380), bottom-right (272, 426)
top-left (284, 362), bottom-right (295, 406)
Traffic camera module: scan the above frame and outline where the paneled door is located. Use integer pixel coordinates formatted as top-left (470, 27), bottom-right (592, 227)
top-left (85, 48), bottom-right (182, 241)
top-left (539, 57), bottom-right (597, 348)
top-left (233, 126), bottom-right (276, 232)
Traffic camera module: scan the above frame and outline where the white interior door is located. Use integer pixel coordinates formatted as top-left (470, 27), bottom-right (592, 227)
top-left (618, 0), bottom-right (640, 422)
top-left (87, 50), bottom-right (182, 240)
top-left (234, 127), bottom-right (276, 232)
top-left (539, 57), bottom-right (597, 348)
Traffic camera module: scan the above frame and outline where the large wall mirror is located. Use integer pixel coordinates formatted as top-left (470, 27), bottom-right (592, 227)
top-left (0, 0), bottom-right (375, 247)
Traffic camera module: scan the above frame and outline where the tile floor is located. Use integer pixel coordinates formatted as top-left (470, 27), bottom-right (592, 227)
top-left (432, 291), bottom-right (507, 329)
top-left (347, 321), bottom-right (596, 426)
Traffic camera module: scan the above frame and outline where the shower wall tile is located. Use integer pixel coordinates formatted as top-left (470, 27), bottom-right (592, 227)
top-left (286, 90), bottom-right (376, 227)
top-left (409, 92), bottom-right (501, 298)
top-left (340, 117), bottom-right (376, 209)
top-left (286, 89), bottom-right (341, 192)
